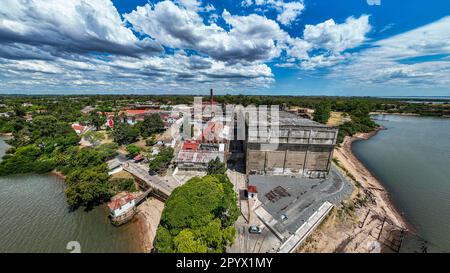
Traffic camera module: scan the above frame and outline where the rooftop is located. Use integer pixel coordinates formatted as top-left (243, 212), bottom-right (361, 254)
top-left (107, 193), bottom-right (135, 211)
top-left (177, 149), bottom-right (224, 164)
top-left (248, 185), bottom-right (258, 193)
top-left (277, 111), bottom-right (327, 128)
top-left (249, 166), bottom-right (352, 237)
top-left (182, 140), bottom-right (199, 151)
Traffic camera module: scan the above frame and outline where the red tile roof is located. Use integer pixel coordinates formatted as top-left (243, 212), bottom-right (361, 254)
top-left (248, 185), bottom-right (258, 193)
top-left (107, 194), bottom-right (135, 211)
top-left (71, 123), bottom-right (86, 133)
top-left (182, 140), bottom-right (199, 151)
top-left (126, 109), bottom-right (150, 115)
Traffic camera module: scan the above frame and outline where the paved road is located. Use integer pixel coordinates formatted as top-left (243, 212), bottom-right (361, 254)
top-left (123, 162), bottom-right (179, 197)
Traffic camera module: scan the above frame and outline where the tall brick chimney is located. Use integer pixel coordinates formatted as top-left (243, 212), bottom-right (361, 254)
top-left (210, 88), bottom-right (213, 105)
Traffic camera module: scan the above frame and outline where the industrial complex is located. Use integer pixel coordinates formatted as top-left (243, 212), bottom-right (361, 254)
top-left (88, 90), bottom-right (351, 253)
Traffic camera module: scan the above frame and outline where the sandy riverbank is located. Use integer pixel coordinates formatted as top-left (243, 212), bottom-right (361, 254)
top-left (51, 170), bottom-right (66, 180)
top-left (134, 197), bottom-right (165, 252)
top-left (298, 127), bottom-right (409, 253)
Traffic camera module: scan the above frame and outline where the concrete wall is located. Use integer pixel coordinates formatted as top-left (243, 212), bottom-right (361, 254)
top-left (242, 110), bottom-right (338, 177)
top-left (246, 146), bottom-right (333, 176)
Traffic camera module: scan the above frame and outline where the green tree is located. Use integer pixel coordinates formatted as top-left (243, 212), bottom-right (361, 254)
top-left (173, 230), bottom-right (207, 253)
top-left (88, 111), bottom-right (106, 130)
top-left (126, 144), bottom-right (141, 157)
top-left (154, 227), bottom-right (175, 253)
top-left (148, 147), bottom-right (174, 175)
top-left (313, 102), bottom-right (332, 124)
top-left (207, 157), bottom-right (227, 175)
top-left (83, 131), bottom-right (104, 145)
top-left (139, 113), bottom-right (164, 138)
top-left (154, 175), bottom-right (239, 253)
top-left (112, 122), bottom-right (139, 145)
top-left (65, 165), bottom-right (113, 209)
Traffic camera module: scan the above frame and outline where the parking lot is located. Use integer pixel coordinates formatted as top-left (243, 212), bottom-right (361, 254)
top-left (249, 166), bottom-right (353, 242)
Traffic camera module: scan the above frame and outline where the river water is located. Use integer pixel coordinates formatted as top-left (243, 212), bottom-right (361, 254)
top-left (352, 115), bottom-right (450, 252)
top-left (0, 137), bottom-right (143, 253)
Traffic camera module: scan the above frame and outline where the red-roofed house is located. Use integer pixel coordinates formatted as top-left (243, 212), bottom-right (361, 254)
top-left (107, 193), bottom-right (136, 218)
top-left (123, 109), bottom-right (150, 124)
top-left (248, 185), bottom-right (258, 200)
top-left (71, 123), bottom-right (87, 135)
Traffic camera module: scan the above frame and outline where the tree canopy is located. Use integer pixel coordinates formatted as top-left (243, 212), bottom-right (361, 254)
top-left (313, 101), bottom-right (331, 124)
top-left (88, 111), bottom-right (106, 130)
top-left (154, 174), bottom-right (239, 253)
top-left (111, 122), bottom-right (139, 145)
top-left (148, 146), bottom-right (174, 175)
top-left (138, 113), bottom-right (164, 138)
top-left (207, 157), bottom-right (227, 175)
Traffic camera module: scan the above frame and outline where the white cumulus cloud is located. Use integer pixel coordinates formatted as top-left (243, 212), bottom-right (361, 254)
top-left (328, 16), bottom-right (450, 88)
top-left (0, 0), bottom-right (162, 57)
top-left (241, 0), bottom-right (305, 26)
top-left (124, 1), bottom-right (288, 63)
top-left (303, 15), bottom-right (371, 53)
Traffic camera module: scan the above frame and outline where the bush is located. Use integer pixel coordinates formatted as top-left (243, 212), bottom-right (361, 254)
top-left (110, 178), bottom-right (137, 192)
top-left (126, 144), bottom-right (141, 157)
top-left (145, 137), bottom-right (157, 146)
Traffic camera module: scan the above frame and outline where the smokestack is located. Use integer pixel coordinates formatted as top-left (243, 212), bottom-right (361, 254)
top-left (210, 88), bottom-right (213, 105)
top-left (210, 88), bottom-right (214, 118)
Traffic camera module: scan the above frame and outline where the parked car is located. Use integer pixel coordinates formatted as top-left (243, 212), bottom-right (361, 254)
top-left (248, 225), bottom-right (262, 234)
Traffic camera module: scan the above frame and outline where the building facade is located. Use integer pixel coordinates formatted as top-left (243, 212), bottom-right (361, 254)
top-left (245, 111), bottom-right (338, 178)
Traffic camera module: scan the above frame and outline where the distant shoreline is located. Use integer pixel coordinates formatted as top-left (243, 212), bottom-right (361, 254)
top-left (370, 112), bottom-right (450, 118)
top-left (370, 112), bottom-right (420, 116)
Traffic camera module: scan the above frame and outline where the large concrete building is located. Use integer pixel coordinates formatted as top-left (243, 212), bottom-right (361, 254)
top-left (244, 111), bottom-right (338, 178)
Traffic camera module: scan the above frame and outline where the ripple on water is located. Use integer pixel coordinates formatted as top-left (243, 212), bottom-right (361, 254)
top-left (0, 138), bottom-right (143, 253)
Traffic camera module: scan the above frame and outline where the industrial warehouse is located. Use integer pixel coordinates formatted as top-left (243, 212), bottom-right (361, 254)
top-left (244, 110), bottom-right (338, 178)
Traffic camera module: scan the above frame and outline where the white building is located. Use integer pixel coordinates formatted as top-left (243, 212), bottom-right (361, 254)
top-left (107, 193), bottom-right (136, 218)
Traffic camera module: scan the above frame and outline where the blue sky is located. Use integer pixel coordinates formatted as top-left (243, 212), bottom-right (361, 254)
top-left (0, 0), bottom-right (450, 96)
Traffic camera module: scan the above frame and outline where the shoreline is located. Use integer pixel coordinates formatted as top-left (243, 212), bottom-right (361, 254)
top-left (369, 112), bottom-right (420, 116)
top-left (370, 112), bottom-right (450, 118)
top-left (51, 170), bottom-right (66, 180)
top-left (343, 127), bottom-right (411, 231)
top-left (298, 126), bottom-right (411, 253)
